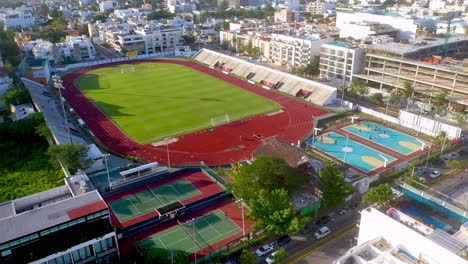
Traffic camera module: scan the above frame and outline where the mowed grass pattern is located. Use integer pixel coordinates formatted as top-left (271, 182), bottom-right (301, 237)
top-left (75, 63), bottom-right (281, 143)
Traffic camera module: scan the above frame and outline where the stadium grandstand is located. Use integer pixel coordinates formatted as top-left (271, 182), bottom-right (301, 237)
top-left (193, 49), bottom-right (337, 106)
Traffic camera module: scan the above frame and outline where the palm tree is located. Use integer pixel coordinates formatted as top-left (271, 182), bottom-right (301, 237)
top-left (402, 81), bottom-right (414, 110)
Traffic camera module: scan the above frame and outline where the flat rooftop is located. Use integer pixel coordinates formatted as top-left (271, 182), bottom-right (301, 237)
top-left (369, 35), bottom-right (468, 55)
top-left (0, 182), bottom-right (106, 244)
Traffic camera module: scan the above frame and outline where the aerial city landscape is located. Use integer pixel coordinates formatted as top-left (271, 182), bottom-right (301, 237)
top-left (0, 0), bottom-right (466, 263)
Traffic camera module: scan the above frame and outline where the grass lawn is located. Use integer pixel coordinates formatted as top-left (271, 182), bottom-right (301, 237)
top-left (75, 62), bottom-right (281, 143)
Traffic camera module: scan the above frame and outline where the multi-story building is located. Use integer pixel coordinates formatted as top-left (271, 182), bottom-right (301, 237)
top-left (18, 58), bottom-right (50, 85)
top-left (334, 205), bottom-right (467, 264)
top-left (20, 36), bottom-right (96, 64)
top-left (354, 35), bottom-right (468, 111)
top-left (336, 10), bottom-right (438, 40)
top-left (0, 9), bottom-right (34, 30)
top-left (319, 41), bottom-right (366, 83)
top-left (0, 174), bottom-right (119, 264)
top-left (216, 0), bottom-right (249, 7)
top-left (101, 23), bottom-right (184, 54)
top-left (113, 8), bottom-right (151, 19)
top-left (274, 9), bottom-right (295, 22)
top-left (270, 34), bottom-right (334, 68)
top-left (167, 0), bottom-right (197, 13)
top-left (306, 1), bottom-right (336, 15)
top-left (99, 1), bottom-right (118, 13)
top-left (0, 66), bottom-right (13, 96)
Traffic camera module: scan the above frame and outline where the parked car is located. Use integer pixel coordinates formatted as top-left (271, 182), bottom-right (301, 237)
top-left (429, 170), bottom-right (441, 178)
top-left (441, 155), bottom-right (453, 162)
top-left (266, 250), bottom-right (281, 264)
top-left (301, 223), bottom-right (319, 234)
top-left (418, 177), bottom-right (427, 183)
top-left (416, 167), bottom-right (426, 176)
top-left (448, 152), bottom-right (460, 159)
top-left (255, 244), bottom-right (274, 257)
top-left (314, 226), bottom-right (331, 239)
top-left (315, 216), bottom-right (331, 226)
top-left (276, 235), bottom-right (291, 246)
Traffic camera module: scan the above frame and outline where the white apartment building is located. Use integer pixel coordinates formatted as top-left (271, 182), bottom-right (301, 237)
top-left (0, 9), bottom-right (34, 30)
top-left (270, 34), bottom-right (334, 68)
top-left (20, 36), bottom-right (96, 64)
top-left (0, 67), bottom-right (13, 96)
top-left (100, 23), bottom-right (184, 54)
top-left (319, 41), bottom-right (365, 83)
top-left (306, 1), bottom-right (336, 15)
top-left (114, 8), bottom-right (151, 19)
top-left (167, 0), bottom-right (197, 13)
top-left (334, 206), bottom-right (467, 264)
top-left (99, 1), bottom-right (118, 13)
top-left (336, 11), bottom-right (438, 40)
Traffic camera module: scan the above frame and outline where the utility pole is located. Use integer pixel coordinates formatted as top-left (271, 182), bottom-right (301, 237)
top-left (52, 74), bottom-right (73, 144)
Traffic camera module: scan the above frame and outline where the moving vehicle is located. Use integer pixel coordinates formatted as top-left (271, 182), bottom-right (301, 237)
top-left (255, 244), bottom-right (274, 257)
top-left (276, 235), bottom-right (291, 246)
top-left (314, 226), bottom-right (331, 239)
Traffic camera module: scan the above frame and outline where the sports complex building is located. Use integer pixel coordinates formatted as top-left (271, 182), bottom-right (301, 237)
top-left (6, 48), bottom-right (463, 263)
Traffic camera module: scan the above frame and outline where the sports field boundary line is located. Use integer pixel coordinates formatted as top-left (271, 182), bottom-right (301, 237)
top-left (168, 184), bottom-right (183, 197)
top-left (146, 186), bottom-right (165, 205)
top-left (108, 201), bottom-right (129, 223)
top-left (340, 122), bottom-right (428, 156)
top-left (128, 199), bottom-right (142, 214)
top-left (202, 218), bottom-right (222, 236)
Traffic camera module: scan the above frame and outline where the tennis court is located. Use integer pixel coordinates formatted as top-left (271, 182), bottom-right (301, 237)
top-left (109, 178), bottom-right (201, 223)
top-left (135, 210), bottom-right (242, 255)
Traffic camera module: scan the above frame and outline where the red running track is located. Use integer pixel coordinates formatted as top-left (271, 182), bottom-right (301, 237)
top-left (62, 59), bottom-right (328, 166)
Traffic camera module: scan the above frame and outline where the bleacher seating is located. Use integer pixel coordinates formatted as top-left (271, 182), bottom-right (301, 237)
top-left (193, 49), bottom-right (337, 106)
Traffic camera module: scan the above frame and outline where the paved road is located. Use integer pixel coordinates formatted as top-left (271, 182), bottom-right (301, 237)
top-left (290, 228), bottom-right (357, 264)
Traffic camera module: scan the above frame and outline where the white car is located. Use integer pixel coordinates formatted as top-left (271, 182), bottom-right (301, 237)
top-left (255, 244), bottom-right (274, 257)
top-left (418, 177), bottom-right (427, 183)
top-left (266, 250), bottom-right (281, 263)
top-left (314, 226), bottom-right (331, 239)
top-left (429, 170), bottom-right (441, 178)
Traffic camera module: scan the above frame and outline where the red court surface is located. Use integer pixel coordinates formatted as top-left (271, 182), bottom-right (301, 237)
top-left (104, 171), bottom-right (224, 228)
top-left (61, 59), bottom-right (328, 166)
top-left (118, 199), bottom-right (254, 261)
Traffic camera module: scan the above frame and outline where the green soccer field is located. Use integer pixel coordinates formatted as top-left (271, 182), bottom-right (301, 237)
top-left (75, 62), bottom-right (281, 143)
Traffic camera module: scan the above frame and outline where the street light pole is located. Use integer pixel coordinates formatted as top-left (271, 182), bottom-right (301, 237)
top-left (236, 199), bottom-right (245, 236)
top-left (165, 137), bottom-right (171, 169)
top-left (186, 218), bottom-right (197, 264)
top-left (103, 153), bottom-right (111, 191)
top-left (53, 75), bottom-right (73, 144)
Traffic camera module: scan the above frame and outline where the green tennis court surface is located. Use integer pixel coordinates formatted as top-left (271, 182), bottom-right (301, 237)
top-left (135, 210), bottom-right (242, 255)
top-left (109, 179), bottom-right (201, 223)
top-left (75, 62), bottom-right (281, 143)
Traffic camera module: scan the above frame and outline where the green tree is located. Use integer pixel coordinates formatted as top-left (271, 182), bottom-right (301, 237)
top-left (182, 35), bottom-right (195, 45)
top-left (273, 248), bottom-right (289, 263)
top-left (349, 80), bottom-right (369, 97)
top-left (92, 14), bottom-right (108, 23)
top-left (435, 131), bottom-right (447, 145)
top-left (35, 123), bottom-right (52, 138)
top-left (230, 162), bottom-right (242, 176)
top-left (446, 160), bottom-right (468, 170)
top-left (1, 83), bottom-right (30, 106)
top-left (452, 112), bottom-right (466, 127)
top-left (389, 93), bottom-right (400, 107)
top-left (46, 144), bottom-right (93, 172)
top-left (370, 93), bottom-right (384, 105)
top-left (304, 56), bottom-right (320, 76)
top-left (147, 10), bottom-right (175, 20)
top-left (50, 8), bottom-right (63, 19)
top-left (402, 81), bottom-right (414, 99)
top-left (363, 183), bottom-right (395, 206)
top-left (248, 188), bottom-right (310, 234)
top-left (232, 155), bottom-right (309, 202)
top-left (434, 90), bottom-right (448, 108)
top-left (239, 250), bottom-right (257, 264)
top-left (317, 164), bottom-right (354, 208)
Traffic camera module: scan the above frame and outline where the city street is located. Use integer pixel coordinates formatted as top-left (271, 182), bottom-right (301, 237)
top-left (95, 43), bottom-right (121, 59)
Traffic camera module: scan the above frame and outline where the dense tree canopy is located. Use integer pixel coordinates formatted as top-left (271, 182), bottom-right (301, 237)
top-left (363, 183), bottom-right (395, 206)
top-left (46, 144), bottom-right (93, 172)
top-left (147, 10), bottom-right (175, 21)
top-left (317, 164), bottom-right (354, 208)
top-left (0, 113), bottom-right (63, 202)
top-left (232, 155), bottom-right (309, 202)
top-left (1, 83), bottom-right (30, 106)
top-left (248, 188), bottom-right (310, 234)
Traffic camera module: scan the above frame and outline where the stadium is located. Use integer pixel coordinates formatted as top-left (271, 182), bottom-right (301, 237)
top-left (61, 57), bottom-right (330, 166)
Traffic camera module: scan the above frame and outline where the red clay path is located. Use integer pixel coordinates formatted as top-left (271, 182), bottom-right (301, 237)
top-left (62, 59), bottom-right (328, 166)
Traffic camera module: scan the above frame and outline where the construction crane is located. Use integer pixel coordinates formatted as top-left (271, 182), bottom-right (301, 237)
top-left (442, 17), bottom-right (452, 58)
